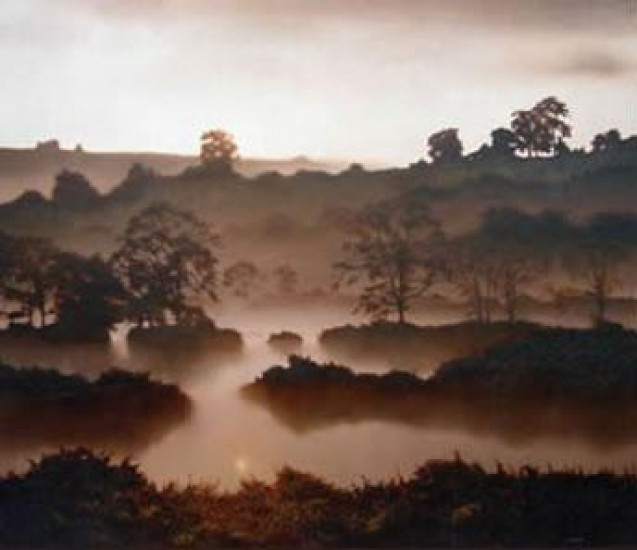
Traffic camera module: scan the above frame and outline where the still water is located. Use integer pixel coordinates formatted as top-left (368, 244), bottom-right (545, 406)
top-left (3, 304), bottom-right (637, 488)
top-left (139, 305), bottom-right (637, 488)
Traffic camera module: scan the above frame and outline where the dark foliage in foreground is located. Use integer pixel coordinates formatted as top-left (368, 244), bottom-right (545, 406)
top-left (245, 326), bottom-right (637, 445)
top-left (2, 448), bottom-right (637, 548)
top-left (0, 364), bottom-right (192, 452)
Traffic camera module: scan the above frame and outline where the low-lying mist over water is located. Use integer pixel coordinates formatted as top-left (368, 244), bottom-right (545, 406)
top-left (138, 307), bottom-right (637, 488)
top-left (3, 303), bottom-right (635, 489)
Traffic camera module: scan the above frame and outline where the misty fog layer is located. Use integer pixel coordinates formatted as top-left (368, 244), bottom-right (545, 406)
top-left (1, 304), bottom-right (632, 488)
top-left (143, 307), bottom-right (637, 488)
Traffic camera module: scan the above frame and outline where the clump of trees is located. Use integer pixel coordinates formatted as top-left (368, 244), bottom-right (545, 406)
top-left (445, 209), bottom-right (553, 323)
top-left (51, 169), bottom-right (100, 209)
top-left (110, 202), bottom-right (220, 329)
top-left (426, 96), bottom-right (576, 163)
top-left (0, 202), bottom-right (227, 343)
top-left (0, 232), bottom-right (125, 342)
top-left (592, 129), bottom-right (622, 152)
top-left (511, 96), bottom-right (571, 157)
top-left (335, 203), bottom-right (637, 327)
top-left (427, 128), bottom-right (463, 163)
top-left (200, 128), bottom-right (238, 174)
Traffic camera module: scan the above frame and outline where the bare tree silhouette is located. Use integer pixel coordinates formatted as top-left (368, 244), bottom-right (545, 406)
top-left (335, 199), bottom-right (443, 324)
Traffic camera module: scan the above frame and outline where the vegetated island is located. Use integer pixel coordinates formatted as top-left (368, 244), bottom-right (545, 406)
top-left (0, 364), bottom-right (191, 452)
top-left (267, 330), bottom-right (303, 355)
top-left (1, 447), bottom-right (637, 548)
top-left (245, 324), bottom-right (637, 446)
top-left (318, 320), bottom-right (539, 370)
top-left (128, 321), bottom-right (243, 362)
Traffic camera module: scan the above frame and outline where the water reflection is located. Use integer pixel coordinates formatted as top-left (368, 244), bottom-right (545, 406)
top-left (2, 304), bottom-right (637, 488)
top-left (138, 306), bottom-right (637, 488)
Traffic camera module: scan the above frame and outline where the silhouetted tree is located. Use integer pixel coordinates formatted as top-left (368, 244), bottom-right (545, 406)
top-left (571, 214), bottom-right (637, 326)
top-left (0, 237), bottom-right (58, 327)
top-left (52, 170), bottom-right (100, 209)
top-left (272, 264), bottom-right (299, 297)
top-left (427, 129), bottom-right (463, 163)
top-left (592, 129), bottom-right (622, 152)
top-left (110, 203), bottom-right (220, 327)
top-left (511, 96), bottom-right (571, 157)
top-left (449, 209), bottom-right (552, 323)
top-left (200, 129), bottom-right (238, 173)
top-left (490, 128), bottom-right (517, 157)
top-left (223, 261), bottom-right (261, 298)
top-left (446, 236), bottom-right (500, 323)
top-left (35, 139), bottom-right (60, 153)
top-left (335, 199), bottom-right (443, 324)
top-left (481, 210), bottom-right (552, 322)
top-left (124, 163), bottom-right (157, 184)
top-left (51, 253), bottom-right (127, 341)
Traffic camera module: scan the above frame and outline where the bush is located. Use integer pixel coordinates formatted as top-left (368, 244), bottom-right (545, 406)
top-left (319, 321), bottom-right (538, 370)
top-left (267, 331), bottom-right (303, 354)
top-left (2, 448), bottom-right (637, 548)
top-left (244, 328), bottom-right (637, 445)
top-left (0, 363), bottom-right (192, 452)
top-left (128, 324), bottom-right (243, 356)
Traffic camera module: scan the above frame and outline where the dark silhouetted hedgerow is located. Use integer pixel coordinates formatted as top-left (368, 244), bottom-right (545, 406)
top-left (2, 448), bottom-right (637, 548)
top-left (245, 326), bottom-right (637, 445)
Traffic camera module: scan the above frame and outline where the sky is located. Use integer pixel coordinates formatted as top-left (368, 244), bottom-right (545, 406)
top-left (0, 0), bottom-right (636, 165)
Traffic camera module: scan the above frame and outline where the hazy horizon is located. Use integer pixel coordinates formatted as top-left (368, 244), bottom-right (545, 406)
top-left (1, 0), bottom-right (636, 165)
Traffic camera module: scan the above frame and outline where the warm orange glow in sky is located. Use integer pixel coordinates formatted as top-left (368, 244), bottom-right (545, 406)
top-left (0, 0), bottom-right (636, 164)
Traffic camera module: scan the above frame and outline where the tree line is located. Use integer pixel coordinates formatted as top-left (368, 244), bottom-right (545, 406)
top-left (197, 96), bottom-right (636, 171)
top-left (0, 202), bottom-right (219, 340)
top-left (1, 197), bottom-right (635, 338)
top-left (425, 96), bottom-right (636, 164)
top-left (0, 202), bottom-right (305, 341)
top-left (336, 201), bottom-right (637, 326)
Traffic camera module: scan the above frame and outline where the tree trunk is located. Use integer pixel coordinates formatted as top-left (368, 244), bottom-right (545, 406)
top-left (594, 290), bottom-right (606, 327)
top-left (397, 306), bottom-right (406, 325)
top-left (506, 302), bottom-right (517, 323)
top-left (39, 304), bottom-right (47, 328)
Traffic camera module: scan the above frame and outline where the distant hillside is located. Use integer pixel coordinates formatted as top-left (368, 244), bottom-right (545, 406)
top-left (0, 140), bottom-right (636, 290)
top-left (0, 143), bottom-right (349, 200)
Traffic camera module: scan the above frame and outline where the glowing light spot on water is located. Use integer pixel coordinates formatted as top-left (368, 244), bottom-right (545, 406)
top-left (234, 457), bottom-right (250, 475)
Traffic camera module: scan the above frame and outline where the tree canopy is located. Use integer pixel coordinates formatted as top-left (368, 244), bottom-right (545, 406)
top-left (110, 203), bottom-right (220, 328)
top-left (427, 128), bottom-right (463, 163)
top-left (511, 96), bottom-right (571, 157)
top-left (200, 129), bottom-right (238, 173)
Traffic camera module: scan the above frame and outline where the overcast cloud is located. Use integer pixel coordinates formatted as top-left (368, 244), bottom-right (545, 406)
top-left (0, 0), bottom-right (635, 163)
